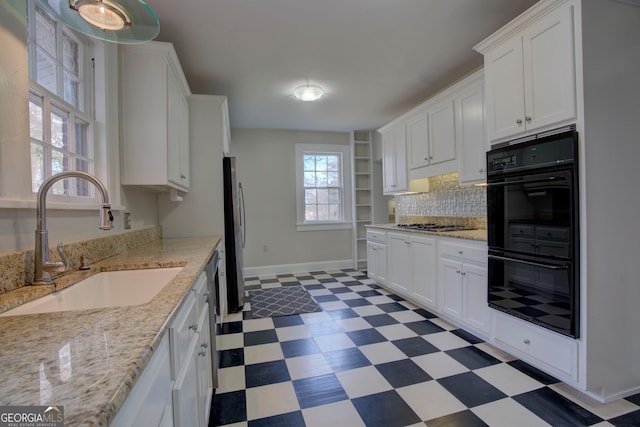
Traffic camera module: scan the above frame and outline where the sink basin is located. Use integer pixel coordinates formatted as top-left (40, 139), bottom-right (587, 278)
top-left (1, 267), bottom-right (183, 316)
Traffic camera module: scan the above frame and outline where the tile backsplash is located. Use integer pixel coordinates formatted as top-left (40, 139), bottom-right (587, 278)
top-left (396, 172), bottom-right (486, 220)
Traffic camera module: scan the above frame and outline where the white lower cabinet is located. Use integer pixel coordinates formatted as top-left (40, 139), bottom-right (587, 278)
top-left (110, 334), bottom-right (172, 427)
top-left (387, 233), bottom-right (411, 294)
top-left (409, 235), bottom-right (437, 309)
top-left (368, 228), bottom-right (489, 337)
top-left (438, 240), bottom-right (490, 335)
top-left (112, 271), bottom-right (213, 427)
top-left (171, 272), bottom-right (213, 427)
top-left (385, 231), bottom-right (437, 310)
top-left (367, 242), bottom-right (387, 284)
top-left (493, 311), bottom-right (578, 381)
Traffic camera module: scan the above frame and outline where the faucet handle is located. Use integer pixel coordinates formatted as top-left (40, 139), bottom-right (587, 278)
top-left (44, 242), bottom-right (69, 273)
top-left (56, 242), bottom-right (69, 272)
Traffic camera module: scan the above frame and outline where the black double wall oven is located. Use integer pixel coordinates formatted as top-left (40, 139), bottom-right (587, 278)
top-left (486, 128), bottom-right (579, 338)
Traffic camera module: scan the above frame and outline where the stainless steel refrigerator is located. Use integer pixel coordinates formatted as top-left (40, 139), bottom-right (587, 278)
top-left (223, 157), bottom-right (245, 313)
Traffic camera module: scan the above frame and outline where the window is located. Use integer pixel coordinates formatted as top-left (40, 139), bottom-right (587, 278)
top-left (26, 0), bottom-right (95, 198)
top-left (295, 144), bottom-right (352, 231)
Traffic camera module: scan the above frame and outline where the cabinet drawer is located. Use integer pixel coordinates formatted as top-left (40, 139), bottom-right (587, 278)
top-left (510, 224), bottom-right (535, 238)
top-left (536, 226), bottom-right (570, 242)
top-left (169, 292), bottom-right (198, 379)
top-left (439, 241), bottom-right (486, 263)
top-left (367, 229), bottom-right (387, 244)
top-left (494, 312), bottom-right (577, 380)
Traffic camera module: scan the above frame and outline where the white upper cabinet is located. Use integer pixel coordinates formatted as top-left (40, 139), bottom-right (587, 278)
top-left (455, 72), bottom-right (487, 184)
top-left (120, 41), bottom-right (191, 192)
top-left (379, 69), bottom-right (486, 186)
top-left (478, 3), bottom-right (576, 142)
top-left (380, 124), bottom-right (408, 194)
top-left (407, 100), bottom-right (456, 171)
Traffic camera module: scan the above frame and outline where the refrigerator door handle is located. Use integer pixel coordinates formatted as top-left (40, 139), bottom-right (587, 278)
top-left (239, 182), bottom-right (246, 248)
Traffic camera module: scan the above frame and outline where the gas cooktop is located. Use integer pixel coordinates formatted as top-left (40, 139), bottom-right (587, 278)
top-left (396, 223), bottom-right (476, 232)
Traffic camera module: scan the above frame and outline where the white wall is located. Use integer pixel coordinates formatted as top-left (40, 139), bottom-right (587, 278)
top-left (230, 129), bottom-right (353, 269)
top-left (581, 0), bottom-right (640, 395)
top-left (158, 95), bottom-right (227, 238)
top-left (0, 1), bottom-right (158, 254)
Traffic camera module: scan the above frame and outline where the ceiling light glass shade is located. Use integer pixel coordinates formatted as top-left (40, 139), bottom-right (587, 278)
top-left (36, 0), bottom-right (159, 44)
top-left (293, 85), bottom-right (324, 102)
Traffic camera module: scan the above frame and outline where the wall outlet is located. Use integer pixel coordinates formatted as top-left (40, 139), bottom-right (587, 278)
top-left (124, 212), bottom-right (132, 230)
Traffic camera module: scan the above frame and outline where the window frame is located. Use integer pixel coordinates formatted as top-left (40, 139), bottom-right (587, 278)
top-left (24, 0), bottom-right (105, 205)
top-left (295, 143), bottom-right (352, 232)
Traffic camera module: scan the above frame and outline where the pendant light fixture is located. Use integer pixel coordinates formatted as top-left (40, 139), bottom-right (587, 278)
top-left (36, 0), bottom-right (159, 44)
top-left (293, 84), bottom-right (324, 102)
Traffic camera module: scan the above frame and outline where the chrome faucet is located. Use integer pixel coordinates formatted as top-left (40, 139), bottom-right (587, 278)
top-left (33, 171), bottom-right (113, 285)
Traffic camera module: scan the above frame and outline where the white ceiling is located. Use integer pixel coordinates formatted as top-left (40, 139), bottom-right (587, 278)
top-left (146, 0), bottom-right (538, 132)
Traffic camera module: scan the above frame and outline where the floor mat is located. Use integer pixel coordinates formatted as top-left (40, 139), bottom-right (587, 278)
top-left (248, 285), bottom-right (321, 318)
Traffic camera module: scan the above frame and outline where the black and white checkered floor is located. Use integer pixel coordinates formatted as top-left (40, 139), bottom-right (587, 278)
top-left (210, 269), bottom-right (640, 427)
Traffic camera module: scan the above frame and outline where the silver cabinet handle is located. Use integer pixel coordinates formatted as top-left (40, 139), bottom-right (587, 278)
top-left (461, 272), bottom-right (466, 276)
top-left (478, 168), bottom-right (484, 173)
top-left (189, 323), bottom-right (198, 332)
top-left (523, 339), bottom-right (531, 345)
top-left (201, 342), bottom-right (209, 349)
top-left (424, 157), bottom-right (429, 161)
top-left (198, 350), bottom-right (207, 357)
top-left (516, 119), bottom-right (523, 125)
top-left (525, 116), bottom-right (532, 122)
top-left (458, 250), bottom-right (463, 255)
top-left (456, 270), bottom-right (461, 274)
top-left (180, 174), bottom-right (187, 179)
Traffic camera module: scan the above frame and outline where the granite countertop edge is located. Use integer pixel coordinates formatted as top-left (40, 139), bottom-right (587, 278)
top-left (0, 235), bottom-right (221, 426)
top-left (365, 223), bottom-right (488, 242)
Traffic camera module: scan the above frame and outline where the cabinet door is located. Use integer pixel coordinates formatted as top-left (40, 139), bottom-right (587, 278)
top-left (167, 67), bottom-right (186, 190)
top-left (381, 125), bottom-right (407, 194)
top-left (406, 112), bottom-right (429, 170)
top-left (457, 83), bottom-right (487, 184)
top-left (387, 233), bottom-right (411, 294)
top-left (410, 236), bottom-right (437, 309)
top-left (376, 244), bottom-right (387, 285)
top-left (522, 4), bottom-right (576, 133)
top-left (367, 242), bottom-right (386, 284)
top-left (367, 242), bottom-right (379, 281)
top-left (485, 37), bottom-right (526, 141)
top-left (196, 308), bottom-right (213, 427)
top-left (439, 258), bottom-right (463, 320)
top-left (463, 263), bottom-right (489, 334)
top-left (173, 337), bottom-right (200, 427)
top-left (428, 100), bottom-right (456, 165)
top-left (178, 94), bottom-right (190, 189)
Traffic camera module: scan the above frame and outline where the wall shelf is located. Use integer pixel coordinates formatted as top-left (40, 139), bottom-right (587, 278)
top-left (351, 130), bottom-right (373, 270)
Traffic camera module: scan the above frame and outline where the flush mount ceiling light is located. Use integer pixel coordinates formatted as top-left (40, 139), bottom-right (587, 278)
top-left (37, 0), bottom-right (159, 44)
top-left (293, 84), bottom-right (324, 102)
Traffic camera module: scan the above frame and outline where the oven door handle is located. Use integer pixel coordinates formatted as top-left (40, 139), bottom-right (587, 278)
top-left (486, 175), bottom-right (567, 187)
top-left (488, 254), bottom-right (570, 270)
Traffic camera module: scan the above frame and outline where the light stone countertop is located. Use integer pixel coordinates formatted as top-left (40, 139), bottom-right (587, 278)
top-left (366, 224), bottom-right (488, 242)
top-left (0, 235), bottom-right (221, 426)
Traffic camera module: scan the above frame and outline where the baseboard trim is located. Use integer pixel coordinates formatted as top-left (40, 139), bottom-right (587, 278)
top-left (244, 259), bottom-right (354, 277)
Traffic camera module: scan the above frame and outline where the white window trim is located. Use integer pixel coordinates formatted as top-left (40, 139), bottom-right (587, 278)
top-left (0, 1), bottom-right (124, 211)
top-left (295, 143), bottom-right (352, 232)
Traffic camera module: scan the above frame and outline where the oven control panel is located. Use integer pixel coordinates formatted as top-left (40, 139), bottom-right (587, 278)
top-left (492, 154), bottom-right (516, 170)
